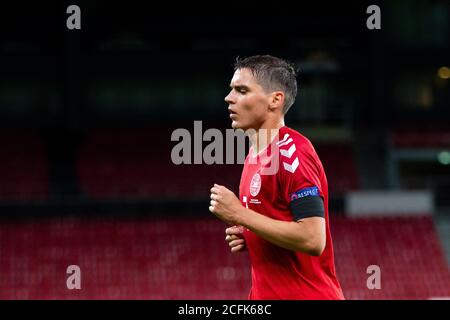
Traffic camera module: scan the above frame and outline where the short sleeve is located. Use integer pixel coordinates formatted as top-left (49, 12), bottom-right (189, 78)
top-left (279, 138), bottom-right (325, 220)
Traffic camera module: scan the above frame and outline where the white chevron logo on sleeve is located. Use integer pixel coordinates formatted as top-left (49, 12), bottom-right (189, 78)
top-left (283, 157), bottom-right (299, 173)
top-left (280, 144), bottom-right (296, 158)
top-left (277, 138), bottom-right (293, 147)
top-left (276, 133), bottom-right (290, 146)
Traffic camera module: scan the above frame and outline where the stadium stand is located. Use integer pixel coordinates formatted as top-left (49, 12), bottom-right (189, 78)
top-left (387, 121), bottom-right (450, 189)
top-left (0, 215), bottom-right (250, 299)
top-left (0, 129), bottom-right (48, 201)
top-left (315, 143), bottom-right (360, 195)
top-left (77, 127), bottom-right (246, 199)
top-left (390, 122), bottom-right (450, 149)
top-left (1, 214), bottom-right (449, 299)
top-left (331, 214), bottom-right (450, 299)
top-left (76, 128), bottom-right (359, 199)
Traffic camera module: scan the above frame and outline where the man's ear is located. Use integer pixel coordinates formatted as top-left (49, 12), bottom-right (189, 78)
top-left (269, 91), bottom-right (285, 112)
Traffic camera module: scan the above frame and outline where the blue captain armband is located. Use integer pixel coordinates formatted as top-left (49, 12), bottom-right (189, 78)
top-left (289, 186), bottom-right (324, 221)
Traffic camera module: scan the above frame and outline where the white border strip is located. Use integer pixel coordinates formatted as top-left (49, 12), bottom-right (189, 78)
top-left (345, 190), bottom-right (434, 216)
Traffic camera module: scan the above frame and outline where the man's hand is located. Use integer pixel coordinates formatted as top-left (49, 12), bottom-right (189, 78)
top-left (209, 184), bottom-right (244, 225)
top-left (225, 226), bottom-right (246, 253)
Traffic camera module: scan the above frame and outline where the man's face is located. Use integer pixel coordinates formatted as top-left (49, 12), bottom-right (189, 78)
top-left (224, 68), bottom-right (271, 131)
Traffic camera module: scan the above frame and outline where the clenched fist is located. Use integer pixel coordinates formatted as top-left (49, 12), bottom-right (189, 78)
top-left (209, 184), bottom-right (244, 225)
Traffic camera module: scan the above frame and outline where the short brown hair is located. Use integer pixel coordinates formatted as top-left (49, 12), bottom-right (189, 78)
top-left (234, 55), bottom-right (298, 114)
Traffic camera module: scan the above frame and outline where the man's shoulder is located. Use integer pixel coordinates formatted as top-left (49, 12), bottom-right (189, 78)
top-left (278, 126), bottom-right (315, 153)
top-left (274, 127), bottom-right (311, 176)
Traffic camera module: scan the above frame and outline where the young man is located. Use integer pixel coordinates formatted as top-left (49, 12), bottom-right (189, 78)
top-left (209, 55), bottom-right (344, 300)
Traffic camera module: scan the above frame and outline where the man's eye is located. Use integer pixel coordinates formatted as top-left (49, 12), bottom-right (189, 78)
top-left (238, 89), bottom-right (247, 94)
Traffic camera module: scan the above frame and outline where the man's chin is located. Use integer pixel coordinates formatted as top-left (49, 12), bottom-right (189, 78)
top-left (231, 121), bottom-right (241, 130)
top-left (231, 121), bottom-right (251, 131)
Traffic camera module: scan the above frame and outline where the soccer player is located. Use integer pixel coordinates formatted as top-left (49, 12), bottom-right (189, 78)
top-left (209, 55), bottom-right (344, 300)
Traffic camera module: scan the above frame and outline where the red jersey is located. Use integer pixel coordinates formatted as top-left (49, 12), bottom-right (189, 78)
top-left (239, 126), bottom-right (344, 300)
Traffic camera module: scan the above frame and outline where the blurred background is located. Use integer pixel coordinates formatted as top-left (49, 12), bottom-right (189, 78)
top-left (0, 1), bottom-right (449, 299)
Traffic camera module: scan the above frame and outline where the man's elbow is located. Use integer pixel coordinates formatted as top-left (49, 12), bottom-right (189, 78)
top-left (308, 241), bottom-right (325, 256)
top-left (302, 236), bottom-right (326, 256)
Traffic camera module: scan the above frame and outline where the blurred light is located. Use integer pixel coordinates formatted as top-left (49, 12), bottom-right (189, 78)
top-left (437, 151), bottom-right (450, 165)
top-left (418, 86), bottom-right (433, 109)
top-left (437, 66), bottom-right (450, 79)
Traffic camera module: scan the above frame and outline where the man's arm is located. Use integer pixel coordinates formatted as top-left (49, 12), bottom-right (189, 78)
top-left (210, 184), bottom-right (326, 256)
top-left (236, 207), bottom-right (325, 256)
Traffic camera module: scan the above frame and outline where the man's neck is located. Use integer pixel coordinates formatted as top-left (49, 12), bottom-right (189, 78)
top-left (249, 119), bottom-right (285, 155)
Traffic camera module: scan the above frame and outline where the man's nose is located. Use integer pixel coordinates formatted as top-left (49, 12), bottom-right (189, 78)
top-left (224, 92), bottom-right (235, 104)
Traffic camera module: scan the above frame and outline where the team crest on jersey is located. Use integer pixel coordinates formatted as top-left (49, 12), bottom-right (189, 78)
top-left (250, 173), bottom-right (262, 197)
